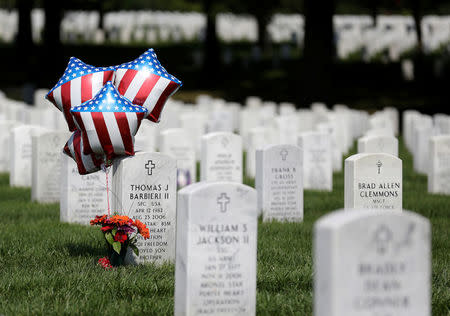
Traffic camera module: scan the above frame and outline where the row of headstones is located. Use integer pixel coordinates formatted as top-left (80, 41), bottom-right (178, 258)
top-left (1, 7), bottom-right (448, 60)
top-left (178, 192), bottom-right (430, 316)
top-left (0, 90), bottom-right (370, 175)
top-left (1, 89), bottom-right (410, 212)
top-left (158, 96), bottom-right (380, 179)
top-left (68, 150), bottom-right (416, 316)
top-left (403, 110), bottom-right (450, 195)
top-left (119, 150), bottom-right (426, 316)
top-left (8, 137), bottom-right (417, 316)
top-left (90, 150), bottom-right (424, 315)
top-left (1, 90), bottom-right (377, 188)
top-left (0, 94), bottom-right (429, 314)
top-left (0, 90), bottom-right (69, 177)
top-left (18, 126), bottom-right (403, 223)
top-left (64, 101), bottom-right (410, 315)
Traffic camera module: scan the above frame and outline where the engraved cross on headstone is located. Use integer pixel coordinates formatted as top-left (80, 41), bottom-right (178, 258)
top-left (145, 160), bottom-right (156, 175)
top-left (373, 224), bottom-right (393, 255)
top-left (217, 193), bottom-right (230, 212)
top-left (280, 149), bottom-right (288, 161)
top-left (376, 160), bottom-right (383, 174)
top-left (221, 136), bottom-right (229, 147)
top-left (377, 139), bottom-right (385, 151)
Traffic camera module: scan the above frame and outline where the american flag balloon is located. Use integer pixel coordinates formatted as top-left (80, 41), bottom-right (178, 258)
top-left (64, 130), bottom-right (104, 175)
top-left (71, 81), bottom-right (147, 161)
top-left (46, 57), bottom-right (115, 131)
top-left (114, 48), bottom-right (182, 123)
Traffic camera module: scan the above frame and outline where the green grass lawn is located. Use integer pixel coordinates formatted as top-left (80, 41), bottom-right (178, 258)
top-left (0, 140), bottom-right (449, 315)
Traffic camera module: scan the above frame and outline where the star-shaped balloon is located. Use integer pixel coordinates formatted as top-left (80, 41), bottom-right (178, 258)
top-left (114, 48), bottom-right (182, 123)
top-left (46, 57), bottom-right (115, 131)
top-left (70, 81), bottom-right (147, 162)
top-left (64, 130), bottom-right (104, 175)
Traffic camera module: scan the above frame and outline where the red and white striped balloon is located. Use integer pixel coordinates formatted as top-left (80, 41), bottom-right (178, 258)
top-left (114, 48), bottom-right (182, 123)
top-left (46, 57), bottom-right (115, 131)
top-left (63, 130), bottom-right (104, 175)
top-left (71, 82), bottom-right (147, 162)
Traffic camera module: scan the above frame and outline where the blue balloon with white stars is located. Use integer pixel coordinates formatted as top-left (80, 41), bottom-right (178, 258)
top-left (71, 81), bottom-right (147, 114)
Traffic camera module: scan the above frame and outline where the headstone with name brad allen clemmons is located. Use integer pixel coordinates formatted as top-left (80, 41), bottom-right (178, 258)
top-left (314, 208), bottom-right (431, 316)
top-left (112, 151), bottom-right (177, 264)
top-left (345, 153), bottom-right (402, 211)
top-left (256, 144), bottom-right (303, 221)
top-left (175, 181), bottom-right (257, 316)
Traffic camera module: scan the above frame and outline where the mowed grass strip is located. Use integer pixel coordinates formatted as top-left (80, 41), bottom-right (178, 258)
top-left (0, 139), bottom-right (449, 315)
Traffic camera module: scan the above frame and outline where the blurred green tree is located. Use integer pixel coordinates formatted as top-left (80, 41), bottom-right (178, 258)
top-left (303, 0), bottom-right (335, 105)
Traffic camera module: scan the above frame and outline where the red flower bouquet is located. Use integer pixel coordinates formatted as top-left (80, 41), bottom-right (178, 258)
top-left (91, 214), bottom-right (150, 267)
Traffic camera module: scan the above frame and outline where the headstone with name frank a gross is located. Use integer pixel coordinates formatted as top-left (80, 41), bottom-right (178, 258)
top-left (175, 182), bottom-right (257, 316)
top-left (31, 131), bottom-right (69, 203)
top-left (60, 155), bottom-right (110, 224)
top-left (201, 132), bottom-right (243, 183)
top-left (256, 144), bottom-right (303, 221)
top-left (314, 208), bottom-right (431, 316)
top-left (345, 153), bottom-right (402, 211)
top-left (112, 152), bottom-right (177, 264)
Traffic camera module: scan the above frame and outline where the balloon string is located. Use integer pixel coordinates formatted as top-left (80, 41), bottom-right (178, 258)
top-left (106, 169), bottom-right (111, 216)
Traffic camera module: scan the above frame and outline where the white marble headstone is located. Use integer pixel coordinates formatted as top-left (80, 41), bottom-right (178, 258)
top-left (60, 155), bottom-right (110, 224)
top-left (134, 120), bottom-right (157, 153)
top-left (297, 131), bottom-right (333, 191)
top-left (297, 109), bottom-right (315, 133)
top-left (112, 152), bottom-right (177, 264)
top-left (179, 112), bottom-right (207, 158)
top-left (402, 110), bottom-right (421, 152)
top-left (433, 113), bottom-right (450, 135)
top-left (201, 132), bottom-right (243, 183)
top-left (413, 126), bottom-right (436, 174)
top-left (274, 116), bottom-right (298, 145)
top-left (0, 120), bottom-right (21, 172)
top-left (160, 128), bottom-right (196, 189)
top-left (206, 108), bottom-right (234, 133)
top-left (357, 135), bottom-right (398, 157)
top-left (239, 109), bottom-right (260, 150)
top-left (314, 209), bottom-right (430, 316)
top-left (279, 102), bottom-right (296, 116)
top-left (246, 127), bottom-right (266, 179)
top-left (345, 153), bottom-right (402, 210)
top-left (256, 144), bottom-right (303, 221)
top-left (428, 135), bottom-right (450, 195)
top-left (9, 125), bottom-right (49, 187)
top-left (31, 131), bottom-right (69, 202)
top-left (175, 181), bottom-right (257, 316)
top-left (317, 122), bottom-right (342, 172)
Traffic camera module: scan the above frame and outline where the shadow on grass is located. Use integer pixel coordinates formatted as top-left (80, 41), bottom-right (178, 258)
top-left (62, 242), bottom-right (105, 258)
